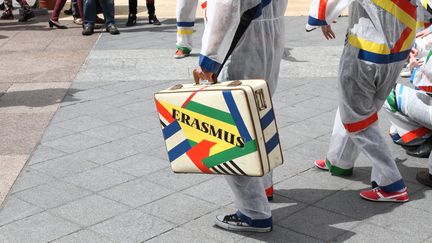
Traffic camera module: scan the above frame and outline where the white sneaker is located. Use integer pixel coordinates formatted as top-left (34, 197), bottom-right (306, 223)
top-left (215, 213), bottom-right (272, 233)
top-left (400, 65), bottom-right (411, 78)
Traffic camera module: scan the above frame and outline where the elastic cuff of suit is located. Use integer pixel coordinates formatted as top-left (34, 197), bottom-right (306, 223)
top-left (176, 46), bottom-right (191, 53)
top-left (378, 179), bottom-right (406, 193)
top-left (326, 159), bottom-right (353, 176)
top-left (199, 54), bottom-right (221, 74)
top-left (236, 211), bottom-right (272, 228)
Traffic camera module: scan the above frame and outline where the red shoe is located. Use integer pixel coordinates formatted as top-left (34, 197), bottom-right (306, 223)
top-left (314, 159), bottom-right (328, 171)
top-left (265, 185), bottom-right (273, 201)
top-left (360, 187), bottom-right (409, 202)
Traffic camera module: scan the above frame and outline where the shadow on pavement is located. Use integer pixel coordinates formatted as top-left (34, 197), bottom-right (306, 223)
top-left (233, 162), bottom-right (428, 242)
top-left (0, 88), bottom-right (81, 108)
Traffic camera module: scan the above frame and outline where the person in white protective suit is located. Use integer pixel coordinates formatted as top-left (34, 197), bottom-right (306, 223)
top-left (384, 50), bottom-right (432, 187)
top-left (307, 0), bottom-right (432, 202)
top-left (174, 0), bottom-right (206, 59)
top-left (193, 0), bottom-right (287, 232)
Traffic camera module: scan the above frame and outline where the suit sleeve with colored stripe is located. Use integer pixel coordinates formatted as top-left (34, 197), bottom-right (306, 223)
top-left (306, 0), bottom-right (353, 31)
top-left (199, 0), bottom-right (242, 73)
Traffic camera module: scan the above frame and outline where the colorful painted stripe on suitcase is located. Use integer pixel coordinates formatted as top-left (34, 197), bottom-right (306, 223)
top-left (155, 90), bottom-right (258, 175)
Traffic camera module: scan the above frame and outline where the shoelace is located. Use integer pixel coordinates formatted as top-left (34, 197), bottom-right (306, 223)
top-left (223, 214), bottom-right (242, 223)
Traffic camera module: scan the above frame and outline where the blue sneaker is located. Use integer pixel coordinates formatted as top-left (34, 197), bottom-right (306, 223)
top-left (215, 213), bottom-right (272, 233)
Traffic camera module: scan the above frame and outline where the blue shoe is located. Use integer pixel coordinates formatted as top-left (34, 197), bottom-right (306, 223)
top-left (215, 212), bottom-right (272, 233)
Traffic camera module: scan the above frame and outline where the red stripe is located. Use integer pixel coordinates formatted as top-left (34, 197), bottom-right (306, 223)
top-left (391, 27), bottom-right (411, 53)
top-left (265, 185), bottom-right (273, 197)
top-left (186, 140), bottom-right (216, 174)
top-left (418, 86), bottom-right (432, 93)
top-left (318, 0), bottom-right (328, 20)
top-left (201, 1), bottom-right (207, 9)
top-left (391, 0), bottom-right (417, 19)
top-left (401, 127), bottom-right (430, 143)
top-left (155, 98), bottom-right (175, 123)
top-left (343, 112), bottom-right (378, 133)
top-left (181, 86), bottom-right (207, 108)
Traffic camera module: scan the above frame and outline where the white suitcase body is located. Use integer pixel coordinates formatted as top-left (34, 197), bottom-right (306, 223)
top-left (154, 79), bottom-right (283, 177)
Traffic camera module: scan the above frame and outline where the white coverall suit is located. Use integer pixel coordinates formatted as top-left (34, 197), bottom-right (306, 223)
top-left (199, 0), bottom-right (287, 226)
top-left (385, 50), bottom-right (432, 174)
top-left (307, 0), bottom-right (423, 192)
top-left (176, 0), bottom-right (206, 53)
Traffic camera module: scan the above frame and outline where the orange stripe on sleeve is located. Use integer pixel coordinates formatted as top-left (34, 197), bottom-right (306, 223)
top-left (343, 112), bottom-right (378, 133)
top-left (318, 0), bottom-right (328, 20)
top-left (401, 127), bottom-right (430, 143)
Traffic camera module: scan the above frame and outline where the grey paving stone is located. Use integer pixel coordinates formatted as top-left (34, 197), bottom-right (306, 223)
top-left (272, 151), bottom-right (315, 183)
top-left (82, 123), bottom-right (143, 142)
top-left (88, 93), bottom-right (143, 109)
top-left (289, 139), bottom-right (331, 160)
top-left (89, 107), bottom-right (141, 123)
top-left (100, 81), bottom-right (152, 93)
top-left (14, 180), bottom-right (91, 210)
top-left (181, 206), bottom-right (252, 242)
top-left (70, 87), bottom-right (118, 101)
top-left (90, 209), bottom-right (174, 243)
top-left (116, 114), bottom-right (158, 132)
top-left (105, 153), bottom-right (169, 177)
top-left (99, 178), bottom-right (174, 207)
top-left (27, 145), bottom-right (68, 165)
top-left (147, 227), bottom-right (221, 243)
top-left (146, 167), bottom-right (211, 191)
top-left (71, 141), bottom-right (140, 165)
top-left (406, 188), bottom-right (432, 214)
top-left (9, 168), bottom-right (55, 194)
top-left (268, 195), bottom-right (307, 223)
top-left (40, 125), bottom-right (77, 143)
top-left (116, 133), bottom-right (165, 156)
top-left (281, 105), bottom-right (329, 122)
top-left (283, 117), bottom-right (333, 139)
top-left (55, 115), bottom-right (110, 133)
top-left (30, 154), bottom-right (99, 178)
top-left (278, 125), bottom-right (313, 149)
top-left (139, 193), bottom-right (219, 225)
top-left (0, 196), bottom-right (42, 227)
top-left (183, 176), bottom-right (234, 206)
top-left (64, 166), bottom-right (135, 192)
top-left (49, 108), bottom-right (82, 124)
top-left (53, 229), bottom-right (115, 243)
top-left (42, 133), bottom-right (106, 154)
top-left (333, 222), bottom-right (426, 243)
top-left (273, 174), bottom-right (342, 204)
top-left (240, 225), bottom-right (323, 243)
top-left (58, 101), bottom-right (114, 116)
top-left (0, 212), bottom-right (80, 243)
top-left (50, 194), bottom-right (131, 227)
top-left (367, 203), bottom-right (432, 239)
top-left (278, 206), bottom-right (359, 242)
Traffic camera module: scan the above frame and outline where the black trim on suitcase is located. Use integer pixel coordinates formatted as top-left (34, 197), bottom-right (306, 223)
top-left (230, 160), bottom-right (247, 176)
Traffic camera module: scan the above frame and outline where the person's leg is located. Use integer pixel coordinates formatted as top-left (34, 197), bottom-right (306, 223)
top-left (50, 0), bottom-right (68, 21)
top-left (175, 0), bottom-right (198, 58)
top-left (128, 0), bottom-right (137, 15)
top-left (1, 0), bottom-right (13, 18)
top-left (82, 0), bottom-right (96, 35)
top-left (100, 0), bottom-right (115, 27)
top-left (146, 0), bottom-right (160, 25)
top-left (216, 175), bottom-right (272, 232)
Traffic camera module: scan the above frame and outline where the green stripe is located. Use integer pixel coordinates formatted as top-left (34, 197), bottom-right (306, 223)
top-left (176, 45), bottom-right (191, 53)
top-left (203, 140), bottom-right (257, 168)
top-left (426, 50), bottom-right (432, 64)
top-left (186, 101), bottom-right (236, 125)
top-left (188, 140), bottom-right (197, 147)
top-left (386, 89), bottom-right (398, 112)
top-left (326, 159), bottom-right (353, 176)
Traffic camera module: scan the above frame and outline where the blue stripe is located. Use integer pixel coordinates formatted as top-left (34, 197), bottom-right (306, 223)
top-left (397, 85), bottom-right (404, 112)
top-left (410, 68), bottom-right (417, 84)
top-left (380, 179), bottom-right (406, 193)
top-left (223, 91), bottom-right (252, 142)
top-left (265, 133), bottom-right (280, 154)
top-left (199, 54), bottom-right (222, 74)
top-left (236, 211), bottom-right (272, 228)
top-left (176, 22), bottom-right (194, 27)
top-left (260, 109), bottom-right (275, 130)
top-left (390, 133), bottom-right (402, 143)
top-left (162, 121), bottom-right (181, 140)
top-left (168, 140), bottom-right (191, 162)
top-left (254, 0), bottom-right (272, 18)
top-left (308, 16), bottom-right (328, 26)
top-left (358, 49), bottom-right (410, 64)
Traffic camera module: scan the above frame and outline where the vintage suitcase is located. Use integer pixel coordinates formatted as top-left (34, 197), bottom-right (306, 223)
top-left (154, 79), bottom-right (283, 176)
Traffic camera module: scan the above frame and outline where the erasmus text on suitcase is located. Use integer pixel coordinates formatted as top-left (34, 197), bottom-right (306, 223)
top-left (154, 80), bottom-right (283, 177)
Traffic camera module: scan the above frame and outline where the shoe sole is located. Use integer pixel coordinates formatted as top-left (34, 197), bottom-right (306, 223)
top-left (174, 54), bottom-right (189, 59)
top-left (360, 194), bottom-right (409, 203)
top-left (214, 220), bottom-right (272, 233)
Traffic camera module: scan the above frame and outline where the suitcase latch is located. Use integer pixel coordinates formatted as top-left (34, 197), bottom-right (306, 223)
top-left (255, 89), bottom-right (267, 111)
top-left (228, 80), bottom-right (242, 86)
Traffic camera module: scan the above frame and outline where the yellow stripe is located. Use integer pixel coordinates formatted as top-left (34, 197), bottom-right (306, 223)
top-left (371, 0), bottom-right (416, 30)
top-left (400, 31), bottom-right (416, 51)
top-left (423, 0), bottom-right (429, 8)
top-left (347, 34), bottom-right (391, 54)
top-left (159, 100), bottom-right (239, 155)
top-left (177, 29), bottom-right (194, 35)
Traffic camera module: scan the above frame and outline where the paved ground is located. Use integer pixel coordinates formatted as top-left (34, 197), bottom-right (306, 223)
top-left (1, 13), bottom-right (432, 243)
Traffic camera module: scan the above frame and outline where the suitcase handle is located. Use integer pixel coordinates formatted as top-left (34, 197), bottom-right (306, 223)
top-left (193, 68), bottom-right (218, 85)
